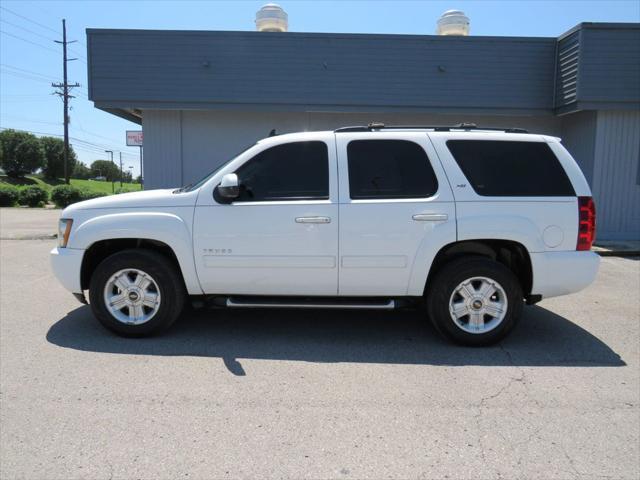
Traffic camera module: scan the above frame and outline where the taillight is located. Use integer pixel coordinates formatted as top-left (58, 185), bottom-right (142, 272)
top-left (577, 196), bottom-right (596, 251)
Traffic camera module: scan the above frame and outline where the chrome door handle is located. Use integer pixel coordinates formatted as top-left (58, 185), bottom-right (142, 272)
top-left (295, 216), bottom-right (331, 224)
top-left (412, 213), bottom-right (448, 222)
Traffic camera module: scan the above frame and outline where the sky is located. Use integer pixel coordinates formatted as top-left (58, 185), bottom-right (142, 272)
top-left (1, 0), bottom-right (639, 176)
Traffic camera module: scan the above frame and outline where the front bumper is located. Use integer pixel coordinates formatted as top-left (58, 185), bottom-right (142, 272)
top-left (530, 250), bottom-right (600, 299)
top-left (50, 247), bottom-right (84, 294)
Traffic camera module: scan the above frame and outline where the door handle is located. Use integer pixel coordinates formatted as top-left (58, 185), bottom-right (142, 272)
top-left (295, 216), bottom-right (331, 224)
top-left (412, 213), bottom-right (448, 222)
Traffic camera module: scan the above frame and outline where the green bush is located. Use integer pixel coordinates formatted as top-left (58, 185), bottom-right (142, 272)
top-left (18, 185), bottom-right (49, 207)
top-left (0, 184), bottom-right (19, 206)
top-left (51, 184), bottom-right (83, 208)
top-left (80, 189), bottom-right (107, 201)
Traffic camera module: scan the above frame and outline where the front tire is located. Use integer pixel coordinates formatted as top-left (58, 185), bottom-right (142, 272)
top-left (426, 256), bottom-right (523, 346)
top-left (89, 249), bottom-right (186, 337)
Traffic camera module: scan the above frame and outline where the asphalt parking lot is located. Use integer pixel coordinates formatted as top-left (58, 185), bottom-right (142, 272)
top-left (1, 208), bottom-right (639, 480)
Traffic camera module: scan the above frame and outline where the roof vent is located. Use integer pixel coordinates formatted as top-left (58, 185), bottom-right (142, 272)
top-left (256, 3), bottom-right (288, 32)
top-left (436, 10), bottom-right (470, 36)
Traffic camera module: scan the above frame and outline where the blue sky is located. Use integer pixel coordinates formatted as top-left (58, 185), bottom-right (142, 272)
top-left (1, 0), bottom-right (639, 175)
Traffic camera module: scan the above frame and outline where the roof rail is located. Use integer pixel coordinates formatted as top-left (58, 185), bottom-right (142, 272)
top-left (334, 123), bottom-right (528, 134)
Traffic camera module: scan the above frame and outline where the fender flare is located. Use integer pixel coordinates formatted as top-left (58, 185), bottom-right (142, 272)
top-left (456, 214), bottom-right (543, 253)
top-left (406, 214), bottom-right (541, 296)
top-left (70, 211), bottom-right (203, 295)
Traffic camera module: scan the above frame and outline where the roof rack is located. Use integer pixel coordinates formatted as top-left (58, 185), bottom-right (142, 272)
top-left (334, 122), bottom-right (528, 134)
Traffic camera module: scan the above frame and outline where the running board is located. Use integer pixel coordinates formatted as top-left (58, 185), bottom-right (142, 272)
top-left (225, 297), bottom-right (396, 310)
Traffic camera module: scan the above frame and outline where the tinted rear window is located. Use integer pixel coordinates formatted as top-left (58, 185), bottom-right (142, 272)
top-left (446, 140), bottom-right (575, 197)
top-left (347, 140), bottom-right (438, 199)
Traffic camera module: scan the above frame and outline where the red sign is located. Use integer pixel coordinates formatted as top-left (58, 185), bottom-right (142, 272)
top-left (126, 130), bottom-right (143, 146)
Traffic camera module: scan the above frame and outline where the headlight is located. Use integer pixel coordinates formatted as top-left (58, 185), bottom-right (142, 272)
top-left (58, 219), bottom-right (73, 248)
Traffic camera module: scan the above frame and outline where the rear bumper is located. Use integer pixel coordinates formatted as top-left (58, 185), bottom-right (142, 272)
top-left (530, 251), bottom-right (600, 299)
top-left (50, 247), bottom-right (84, 294)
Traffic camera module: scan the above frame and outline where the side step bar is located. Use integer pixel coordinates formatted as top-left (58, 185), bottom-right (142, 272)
top-left (226, 297), bottom-right (396, 310)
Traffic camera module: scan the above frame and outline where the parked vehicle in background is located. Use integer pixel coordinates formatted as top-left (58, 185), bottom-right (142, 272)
top-left (50, 124), bottom-right (599, 345)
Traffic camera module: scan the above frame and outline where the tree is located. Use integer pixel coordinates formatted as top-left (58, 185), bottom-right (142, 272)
top-left (40, 136), bottom-right (77, 180)
top-left (0, 129), bottom-right (44, 177)
top-left (90, 159), bottom-right (120, 181)
top-left (72, 161), bottom-right (91, 179)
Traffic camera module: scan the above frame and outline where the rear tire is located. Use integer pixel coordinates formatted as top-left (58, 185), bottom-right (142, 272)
top-left (89, 249), bottom-right (185, 337)
top-left (426, 256), bottom-right (523, 346)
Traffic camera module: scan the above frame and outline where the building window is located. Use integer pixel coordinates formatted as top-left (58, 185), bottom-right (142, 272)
top-left (234, 141), bottom-right (329, 201)
top-left (447, 140), bottom-right (575, 196)
top-left (347, 140), bottom-right (438, 199)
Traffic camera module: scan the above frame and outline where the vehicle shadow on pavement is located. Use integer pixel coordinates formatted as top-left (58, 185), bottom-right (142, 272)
top-left (46, 304), bottom-right (625, 375)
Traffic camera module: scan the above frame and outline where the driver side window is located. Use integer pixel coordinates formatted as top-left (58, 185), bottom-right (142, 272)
top-left (234, 141), bottom-right (329, 202)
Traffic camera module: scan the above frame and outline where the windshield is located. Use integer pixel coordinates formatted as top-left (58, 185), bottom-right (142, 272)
top-left (177, 143), bottom-right (256, 193)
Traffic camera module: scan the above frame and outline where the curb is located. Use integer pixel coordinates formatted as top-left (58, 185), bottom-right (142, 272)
top-left (0, 234), bottom-right (57, 240)
top-left (594, 249), bottom-right (640, 257)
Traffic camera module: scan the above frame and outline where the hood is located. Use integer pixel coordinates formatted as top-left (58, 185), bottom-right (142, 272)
top-left (62, 188), bottom-right (197, 216)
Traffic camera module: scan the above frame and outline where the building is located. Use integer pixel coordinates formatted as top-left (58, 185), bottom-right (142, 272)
top-left (85, 20), bottom-right (640, 240)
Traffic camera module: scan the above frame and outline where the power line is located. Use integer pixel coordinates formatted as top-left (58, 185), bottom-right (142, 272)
top-left (0, 30), bottom-right (59, 54)
top-left (1, 115), bottom-right (61, 126)
top-left (1, 63), bottom-right (60, 81)
top-left (0, 98), bottom-right (53, 103)
top-left (0, 5), bottom-right (88, 62)
top-left (0, 69), bottom-right (56, 84)
top-left (0, 18), bottom-right (55, 42)
top-left (1, 94), bottom-right (53, 98)
top-left (68, 46), bottom-right (86, 58)
top-left (73, 122), bottom-right (124, 145)
top-left (0, 6), bottom-right (60, 35)
top-left (0, 126), bottom-right (139, 159)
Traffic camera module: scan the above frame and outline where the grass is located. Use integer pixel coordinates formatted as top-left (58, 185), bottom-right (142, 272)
top-left (69, 179), bottom-right (141, 194)
top-left (0, 175), bottom-right (142, 194)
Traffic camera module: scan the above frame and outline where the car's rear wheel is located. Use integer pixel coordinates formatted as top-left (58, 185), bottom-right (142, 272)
top-left (426, 256), bottom-right (523, 346)
top-left (89, 249), bottom-right (185, 337)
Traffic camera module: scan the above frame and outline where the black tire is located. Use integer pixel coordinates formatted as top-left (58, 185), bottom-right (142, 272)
top-left (426, 256), bottom-right (523, 346)
top-left (88, 249), bottom-right (186, 337)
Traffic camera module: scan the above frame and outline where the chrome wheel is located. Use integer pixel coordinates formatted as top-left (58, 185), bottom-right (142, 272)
top-left (103, 268), bottom-right (161, 325)
top-left (449, 276), bottom-right (508, 334)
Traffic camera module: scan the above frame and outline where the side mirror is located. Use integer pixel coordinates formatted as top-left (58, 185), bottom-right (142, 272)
top-left (215, 173), bottom-right (240, 200)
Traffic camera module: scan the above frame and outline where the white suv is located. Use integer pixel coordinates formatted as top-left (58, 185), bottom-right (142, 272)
top-left (50, 124), bottom-right (599, 345)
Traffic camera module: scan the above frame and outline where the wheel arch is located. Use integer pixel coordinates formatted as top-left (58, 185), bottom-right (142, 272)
top-left (72, 212), bottom-right (202, 295)
top-left (81, 238), bottom-right (183, 291)
top-left (423, 239), bottom-right (533, 297)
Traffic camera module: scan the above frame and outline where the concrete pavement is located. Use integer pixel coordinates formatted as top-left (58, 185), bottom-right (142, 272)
top-left (0, 212), bottom-right (638, 479)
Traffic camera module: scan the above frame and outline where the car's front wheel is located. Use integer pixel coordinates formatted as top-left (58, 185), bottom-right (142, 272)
top-left (88, 249), bottom-right (185, 337)
top-left (426, 256), bottom-right (523, 346)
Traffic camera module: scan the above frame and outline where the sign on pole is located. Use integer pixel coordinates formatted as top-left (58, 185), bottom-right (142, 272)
top-left (126, 130), bottom-right (143, 146)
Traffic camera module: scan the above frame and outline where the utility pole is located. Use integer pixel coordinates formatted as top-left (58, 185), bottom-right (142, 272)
top-left (52, 19), bottom-right (80, 184)
top-left (119, 152), bottom-right (123, 188)
top-left (105, 150), bottom-right (114, 193)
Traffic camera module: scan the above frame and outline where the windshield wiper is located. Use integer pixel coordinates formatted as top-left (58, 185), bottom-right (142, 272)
top-left (174, 183), bottom-right (193, 193)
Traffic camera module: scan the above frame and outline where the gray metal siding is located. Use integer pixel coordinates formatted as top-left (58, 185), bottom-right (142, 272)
top-left (142, 111), bottom-right (183, 188)
top-left (143, 110), bottom-right (562, 190)
top-left (579, 27), bottom-right (640, 105)
top-left (560, 110), bottom-right (597, 184)
top-left (88, 29), bottom-right (556, 113)
top-left (180, 111), bottom-right (310, 185)
top-left (591, 110), bottom-right (640, 240)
